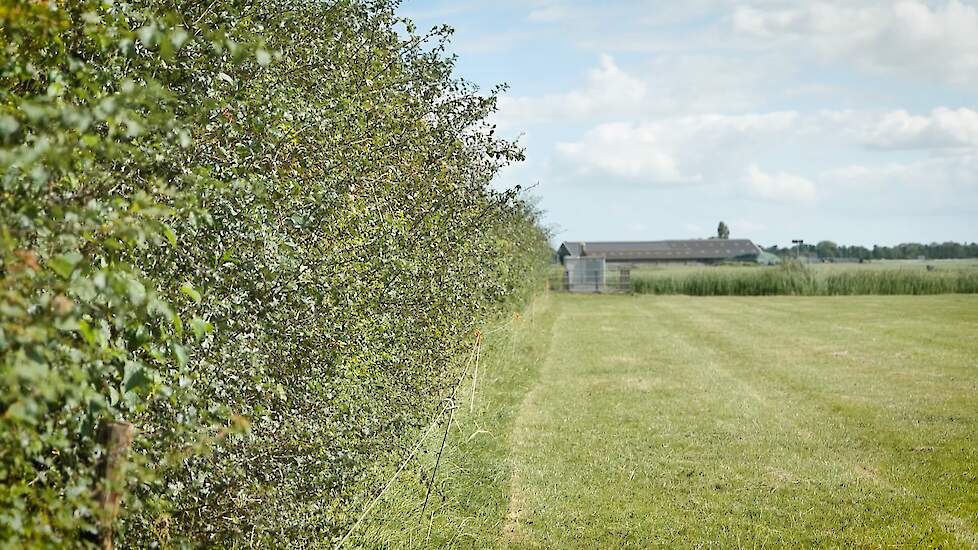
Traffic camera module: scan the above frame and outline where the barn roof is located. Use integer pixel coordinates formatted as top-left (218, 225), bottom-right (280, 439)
top-left (560, 242), bottom-right (583, 257)
top-left (558, 239), bottom-right (761, 261)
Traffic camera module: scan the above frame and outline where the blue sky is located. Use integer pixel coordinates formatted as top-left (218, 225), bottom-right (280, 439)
top-left (402, 0), bottom-right (978, 248)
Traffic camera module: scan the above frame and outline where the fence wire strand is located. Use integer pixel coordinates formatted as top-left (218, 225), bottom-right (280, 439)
top-left (335, 333), bottom-right (484, 549)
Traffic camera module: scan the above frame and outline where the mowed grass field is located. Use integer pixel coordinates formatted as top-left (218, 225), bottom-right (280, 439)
top-left (357, 294), bottom-right (978, 548)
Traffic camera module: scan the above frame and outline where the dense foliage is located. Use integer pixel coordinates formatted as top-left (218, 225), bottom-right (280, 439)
top-left (0, 0), bottom-right (550, 546)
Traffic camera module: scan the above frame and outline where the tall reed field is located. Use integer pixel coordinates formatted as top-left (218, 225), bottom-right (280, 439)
top-left (630, 262), bottom-right (978, 296)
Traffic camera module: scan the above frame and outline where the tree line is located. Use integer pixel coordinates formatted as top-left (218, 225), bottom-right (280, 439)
top-left (765, 241), bottom-right (978, 260)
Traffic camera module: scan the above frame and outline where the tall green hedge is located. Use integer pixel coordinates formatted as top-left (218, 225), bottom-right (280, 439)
top-left (0, 0), bottom-right (550, 546)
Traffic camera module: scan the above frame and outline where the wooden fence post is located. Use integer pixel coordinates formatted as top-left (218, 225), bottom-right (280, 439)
top-left (95, 420), bottom-right (134, 550)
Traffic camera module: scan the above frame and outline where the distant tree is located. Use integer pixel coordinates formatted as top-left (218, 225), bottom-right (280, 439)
top-left (717, 221), bottom-right (730, 240)
top-left (900, 242), bottom-right (925, 259)
top-left (940, 241), bottom-right (965, 258)
top-left (770, 241), bottom-right (977, 260)
top-left (815, 240), bottom-right (838, 258)
top-left (849, 246), bottom-right (871, 260)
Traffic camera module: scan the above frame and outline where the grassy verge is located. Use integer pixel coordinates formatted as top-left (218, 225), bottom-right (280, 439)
top-left (348, 293), bottom-right (560, 548)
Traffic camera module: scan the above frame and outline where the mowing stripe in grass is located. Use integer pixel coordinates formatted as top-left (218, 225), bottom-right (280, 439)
top-left (501, 294), bottom-right (978, 548)
top-left (352, 294), bottom-right (978, 548)
top-left (350, 294), bottom-right (563, 549)
top-left (639, 296), bottom-right (978, 544)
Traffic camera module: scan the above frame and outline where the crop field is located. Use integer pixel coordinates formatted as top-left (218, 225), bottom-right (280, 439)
top-left (360, 293), bottom-right (978, 548)
top-left (549, 260), bottom-right (978, 296)
top-left (627, 261), bottom-right (978, 295)
top-left (633, 259), bottom-right (978, 275)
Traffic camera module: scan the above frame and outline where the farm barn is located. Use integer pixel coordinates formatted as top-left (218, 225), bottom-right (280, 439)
top-left (557, 239), bottom-right (763, 292)
top-left (558, 239), bottom-right (763, 265)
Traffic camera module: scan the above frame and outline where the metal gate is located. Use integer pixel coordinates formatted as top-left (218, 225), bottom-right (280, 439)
top-left (564, 256), bottom-right (606, 292)
top-left (558, 258), bottom-right (633, 293)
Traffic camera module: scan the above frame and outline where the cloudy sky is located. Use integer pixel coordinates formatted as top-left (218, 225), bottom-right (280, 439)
top-left (403, 0), bottom-right (978, 247)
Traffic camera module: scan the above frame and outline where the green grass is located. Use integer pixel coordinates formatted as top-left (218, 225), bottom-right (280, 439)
top-left (350, 294), bottom-right (560, 548)
top-left (352, 294), bottom-right (978, 548)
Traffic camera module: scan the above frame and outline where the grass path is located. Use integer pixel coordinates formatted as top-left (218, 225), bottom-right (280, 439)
top-left (502, 294), bottom-right (978, 548)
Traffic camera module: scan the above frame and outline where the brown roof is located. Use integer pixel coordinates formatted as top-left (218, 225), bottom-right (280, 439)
top-left (559, 239), bottom-right (761, 261)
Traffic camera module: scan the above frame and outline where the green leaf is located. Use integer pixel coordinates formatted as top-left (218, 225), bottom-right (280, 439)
top-left (3, 400), bottom-right (36, 423)
top-left (179, 282), bottom-right (201, 304)
top-left (127, 278), bottom-right (147, 305)
top-left (124, 362), bottom-right (153, 393)
top-left (172, 343), bottom-right (188, 367)
top-left (49, 252), bottom-right (83, 279)
top-left (70, 277), bottom-right (97, 301)
top-left (147, 297), bottom-right (175, 322)
top-left (137, 25), bottom-right (155, 47)
top-left (0, 115), bottom-right (18, 136)
top-left (162, 224), bottom-right (178, 247)
top-left (77, 320), bottom-right (96, 346)
top-left (190, 317), bottom-right (213, 340)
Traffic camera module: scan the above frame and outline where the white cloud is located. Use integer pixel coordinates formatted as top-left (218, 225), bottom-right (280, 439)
top-left (495, 54), bottom-right (647, 128)
top-left (545, 102), bottom-right (978, 198)
top-left (494, 53), bottom-right (783, 130)
top-left (493, 7), bottom-right (978, 136)
top-left (555, 122), bottom-right (685, 181)
top-left (857, 107), bottom-right (978, 149)
top-left (811, 107), bottom-right (978, 149)
top-left (818, 153), bottom-right (978, 214)
top-left (744, 163), bottom-right (817, 203)
top-left (827, 154), bottom-right (978, 189)
top-left (733, 1), bottom-right (978, 86)
top-left (553, 112), bottom-right (799, 183)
